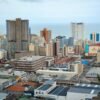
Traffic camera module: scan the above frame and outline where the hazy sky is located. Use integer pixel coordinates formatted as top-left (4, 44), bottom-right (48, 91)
top-left (0, 0), bottom-right (100, 37)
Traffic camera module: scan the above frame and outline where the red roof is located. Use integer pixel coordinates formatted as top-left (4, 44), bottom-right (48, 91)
top-left (7, 85), bottom-right (24, 92)
top-left (7, 81), bottom-right (39, 92)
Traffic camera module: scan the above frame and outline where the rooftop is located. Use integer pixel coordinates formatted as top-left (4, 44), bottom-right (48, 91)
top-left (0, 79), bottom-right (10, 85)
top-left (0, 93), bottom-right (8, 100)
top-left (68, 84), bottom-right (100, 94)
top-left (7, 81), bottom-right (39, 92)
top-left (38, 84), bottom-right (52, 91)
top-left (86, 67), bottom-right (100, 78)
top-left (18, 56), bottom-right (45, 62)
top-left (44, 80), bottom-right (55, 85)
top-left (49, 86), bottom-right (69, 96)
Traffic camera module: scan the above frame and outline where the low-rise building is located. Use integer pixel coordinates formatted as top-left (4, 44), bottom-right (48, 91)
top-left (34, 81), bottom-right (100, 100)
top-left (88, 43), bottom-right (100, 56)
top-left (36, 61), bottom-right (83, 81)
top-left (34, 80), bottom-right (69, 100)
top-left (86, 67), bottom-right (100, 78)
top-left (0, 93), bottom-right (8, 100)
top-left (67, 83), bottom-right (100, 100)
top-left (11, 56), bottom-right (46, 72)
top-left (45, 57), bottom-right (54, 67)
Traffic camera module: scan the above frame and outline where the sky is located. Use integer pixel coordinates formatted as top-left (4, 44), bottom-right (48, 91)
top-left (0, 0), bottom-right (100, 38)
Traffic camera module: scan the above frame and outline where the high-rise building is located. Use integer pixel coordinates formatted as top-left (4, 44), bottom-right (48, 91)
top-left (30, 34), bottom-right (45, 46)
top-left (90, 32), bottom-right (100, 43)
top-left (0, 35), bottom-right (8, 50)
top-left (46, 41), bottom-right (53, 57)
top-left (56, 36), bottom-right (67, 56)
top-left (40, 28), bottom-right (51, 43)
top-left (53, 42), bottom-right (57, 56)
top-left (71, 22), bottom-right (84, 41)
top-left (6, 18), bottom-right (30, 58)
top-left (67, 37), bottom-right (74, 46)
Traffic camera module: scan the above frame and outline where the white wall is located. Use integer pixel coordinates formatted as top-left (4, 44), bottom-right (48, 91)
top-left (58, 96), bottom-right (67, 100)
top-left (67, 92), bottom-right (97, 100)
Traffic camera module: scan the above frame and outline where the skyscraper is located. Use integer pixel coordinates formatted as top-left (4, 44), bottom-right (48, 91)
top-left (71, 22), bottom-right (84, 41)
top-left (7, 18), bottom-right (30, 58)
top-left (40, 28), bottom-right (51, 43)
top-left (90, 32), bottom-right (100, 43)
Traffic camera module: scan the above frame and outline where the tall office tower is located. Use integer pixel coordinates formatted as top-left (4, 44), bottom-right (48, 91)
top-left (71, 22), bottom-right (84, 41)
top-left (56, 36), bottom-right (68, 53)
top-left (53, 42), bottom-right (57, 56)
top-left (46, 41), bottom-right (53, 57)
top-left (7, 18), bottom-right (30, 58)
top-left (68, 37), bottom-right (74, 46)
top-left (90, 32), bottom-right (100, 43)
top-left (40, 28), bottom-right (51, 43)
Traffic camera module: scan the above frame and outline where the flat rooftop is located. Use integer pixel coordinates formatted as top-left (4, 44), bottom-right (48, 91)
top-left (49, 86), bottom-right (69, 96)
top-left (68, 84), bottom-right (100, 94)
top-left (0, 93), bottom-right (8, 100)
top-left (38, 84), bottom-right (52, 91)
top-left (37, 70), bottom-right (76, 80)
top-left (0, 79), bottom-right (9, 85)
top-left (18, 56), bottom-right (45, 62)
top-left (86, 67), bottom-right (100, 77)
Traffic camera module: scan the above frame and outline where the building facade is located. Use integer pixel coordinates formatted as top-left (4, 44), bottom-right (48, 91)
top-left (7, 18), bottom-right (30, 58)
top-left (71, 23), bottom-right (84, 41)
top-left (11, 56), bottom-right (46, 72)
top-left (40, 28), bottom-right (51, 43)
top-left (90, 33), bottom-right (100, 43)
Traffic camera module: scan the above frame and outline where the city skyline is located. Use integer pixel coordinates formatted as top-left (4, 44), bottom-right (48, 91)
top-left (0, 0), bottom-right (100, 38)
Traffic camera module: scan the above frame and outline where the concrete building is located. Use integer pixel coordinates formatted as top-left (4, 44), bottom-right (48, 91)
top-left (71, 22), bottom-right (84, 41)
top-left (86, 67), bottom-right (100, 78)
top-left (0, 93), bottom-right (8, 100)
top-left (45, 57), bottom-right (54, 67)
top-left (74, 45), bottom-right (84, 55)
top-left (29, 43), bottom-right (46, 56)
top-left (29, 43), bottom-right (35, 52)
top-left (39, 46), bottom-right (46, 56)
top-left (46, 41), bottom-right (53, 57)
top-left (6, 18), bottom-right (30, 58)
top-left (34, 80), bottom-right (69, 100)
top-left (0, 35), bottom-right (8, 50)
top-left (67, 37), bottom-right (74, 46)
top-left (34, 81), bottom-right (100, 100)
top-left (15, 51), bottom-right (34, 59)
top-left (36, 61), bottom-right (83, 81)
top-left (30, 34), bottom-right (45, 46)
top-left (0, 49), bottom-right (7, 59)
top-left (97, 50), bottom-right (100, 63)
top-left (88, 43), bottom-right (100, 56)
top-left (53, 42), bottom-right (58, 57)
top-left (63, 46), bottom-right (74, 56)
top-left (40, 28), bottom-right (51, 43)
top-left (56, 36), bottom-right (66, 49)
top-left (67, 83), bottom-right (100, 100)
top-left (11, 56), bottom-right (46, 72)
top-left (34, 80), bottom-right (57, 96)
top-left (56, 39), bottom-right (61, 56)
top-left (90, 33), bottom-right (100, 43)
